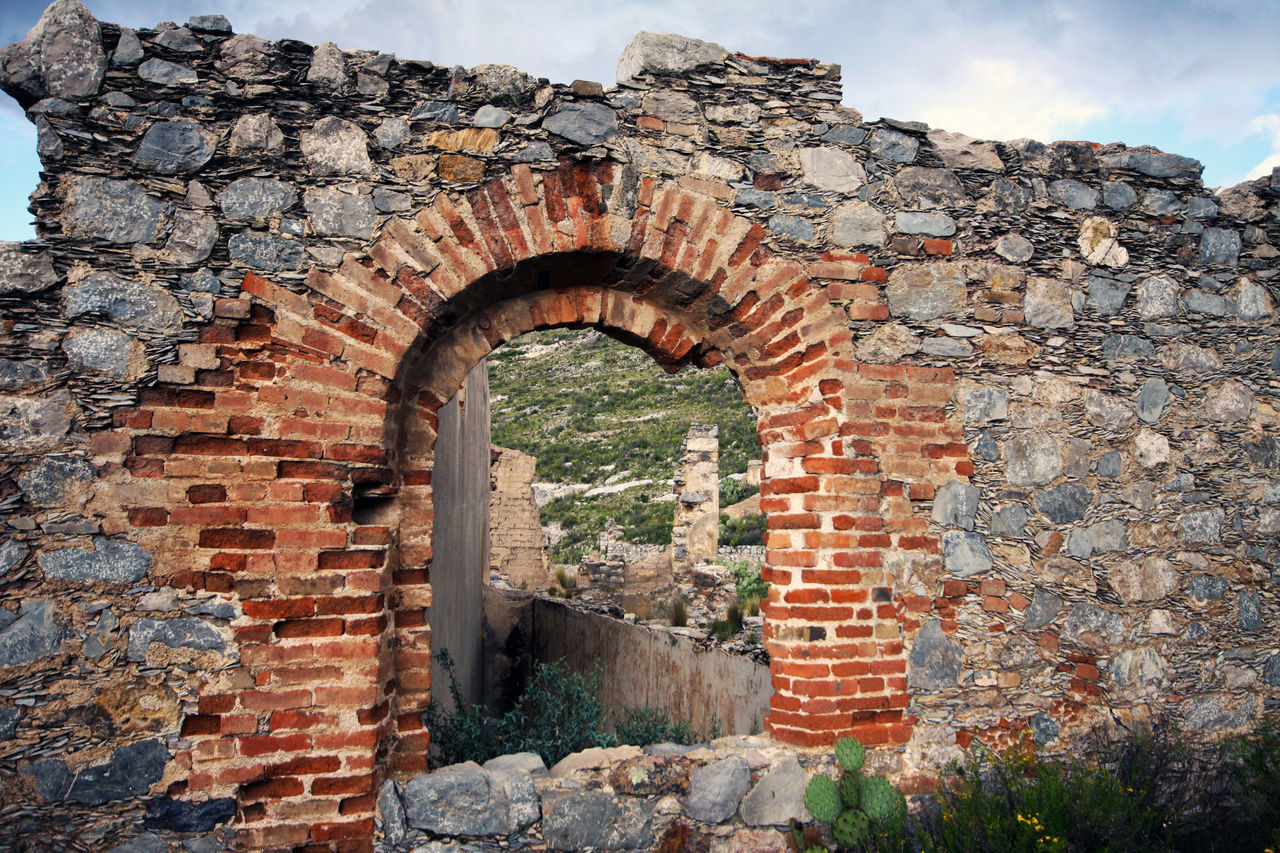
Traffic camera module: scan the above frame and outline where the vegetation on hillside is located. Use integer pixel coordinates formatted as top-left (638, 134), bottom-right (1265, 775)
top-left (488, 328), bottom-right (760, 562)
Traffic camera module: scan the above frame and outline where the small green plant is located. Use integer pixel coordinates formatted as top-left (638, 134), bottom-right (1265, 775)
top-left (720, 512), bottom-right (767, 546)
top-left (422, 650), bottom-right (615, 768)
top-left (664, 595), bottom-right (688, 627)
top-left (797, 736), bottom-right (907, 852)
top-left (612, 706), bottom-right (722, 746)
top-left (709, 600), bottom-right (744, 641)
top-left (728, 559), bottom-right (768, 602)
top-left (551, 566), bottom-right (579, 598)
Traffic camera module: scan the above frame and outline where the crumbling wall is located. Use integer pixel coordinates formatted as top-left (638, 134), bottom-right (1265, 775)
top-left (489, 445), bottom-right (549, 588)
top-left (0, 0), bottom-right (1276, 849)
top-left (672, 423), bottom-right (721, 575)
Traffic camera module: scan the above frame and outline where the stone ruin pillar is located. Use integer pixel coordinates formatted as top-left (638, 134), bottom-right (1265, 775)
top-left (671, 423), bottom-right (719, 577)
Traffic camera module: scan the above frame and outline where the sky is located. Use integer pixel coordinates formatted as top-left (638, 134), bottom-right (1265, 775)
top-left (1, 0), bottom-right (1278, 241)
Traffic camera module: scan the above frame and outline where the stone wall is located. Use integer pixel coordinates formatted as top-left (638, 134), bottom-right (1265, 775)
top-left (0, 0), bottom-right (1277, 849)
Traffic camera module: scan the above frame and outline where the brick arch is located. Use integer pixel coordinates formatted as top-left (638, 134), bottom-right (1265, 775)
top-left (116, 159), bottom-right (945, 846)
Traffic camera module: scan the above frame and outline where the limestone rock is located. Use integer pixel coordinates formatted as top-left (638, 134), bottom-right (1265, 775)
top-left (403, 764), bottom-right (510, 836)
top-left (685, 756), bottom-right (750, 823)
top-left (307, 41), bottom-right (348, 89)
top-left (894, 166), bottom-right (967, 206)
top-left (830, 202), bottom-right (885, 246)
top-left (545, 102), bottom-right (618, 146)
top-left (63, 178), bottom-right (170, 244)
top-left (541, 789), bottom-right (655, 851)
top-left (798, 147), bottom-right (865, 192)
top-left (25, 0), bottom-right (106, 99)
top-left (229, 113), bottom-right (285, 153)
top-left (0, 392), bottom-right (77, 450)
top-left (927, 129), bottom-right (1003, 171)
top-left (1023, 589), bottom-right (1062, 630)
top-left (886, 263), bottom-right (966, 321)
top-left (375, 116), bottom-right (409, 149)
top-left (301, 117), bottom-right (373, 176)
top-left (0, 243), bottom-right (57, 293)
top-left (1204, 380), bottom-right (1254, 423)
top-left (1078, 217), bottom-right (1128, 268)
top-left (617, 32), bottom-right (727, 85)
top-left (1109, 648), bottom-right (1167, 688)
top-left (738, 755), bottom-right (807, 826)
top-left (1110, 558), bottom-right (1178, 603)
top-left (1063, 603), bottom-right (1125, 648)
top-left (1136, 275), bottom-right (1181, 319)
top-left (39, 537), bottom-right (151, 584)
top-left (1134, 428), bottom-right (1170, 468)
top-left (0, 705), bottom-right (18, 739)
top-left (137, 58), bottom-right (198, 85)
top-left (942, 530), bottom-right (993, 577)
top-left (62, 327), bottom-right (147, 381)
top-left (127, 617), bottom-right (227, 662)
top-left (1228, 278), bottom-right (1272, 319)
top-left (219, 178), bottom-right (297, 220)
top-left (932, 481), bottom-right (979, 531)
top-left (854, 322), bottom-right (919, 363)
top-left (64, 272), bottom-right (183, 330)
top-left (165, 209), bottom-right (218, 264)
top-left (908, 620), bottom-right (962, 689)
top-left (1005, 434), bottom-right (1062, 486)
top-left (133, 119), bottom-right (217, 175)
top-left (1024, 277), bottom-right (1075, 329)
top-left (228, 232), bottom-right (304, 271)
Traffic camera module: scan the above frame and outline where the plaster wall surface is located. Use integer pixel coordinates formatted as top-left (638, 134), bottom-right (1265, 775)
top-left (0, 0), bottom-right (1276, 849)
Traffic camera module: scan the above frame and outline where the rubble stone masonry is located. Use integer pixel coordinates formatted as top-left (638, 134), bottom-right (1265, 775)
top-left (0, 0), bottom-right (1276, 849)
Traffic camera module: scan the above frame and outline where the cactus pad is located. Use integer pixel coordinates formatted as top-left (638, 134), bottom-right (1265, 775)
top-left (834, 736), bottom-right (866, 772)
top-left (860, 774), bottom-right (907, 827)
top-left (803, 774), bottom-right (842, 823)
top-left (833, 808), bottom-right (871, 848)
top-left (838, 770), bottom-right (861, 808)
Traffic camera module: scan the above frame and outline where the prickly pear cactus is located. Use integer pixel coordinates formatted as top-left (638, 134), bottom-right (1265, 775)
top-left (834, 736), bottom-right (866, 772)
top-left (860, 774), bottom-right (907, 826)
top-left (803, 773), bottom-right (843, 823)
top-left (803, 846), bottom-right (828, 853)
top-left (838, 769), bottom-right (861, 808)
top-left (833, 808), bottom-right (870, 848)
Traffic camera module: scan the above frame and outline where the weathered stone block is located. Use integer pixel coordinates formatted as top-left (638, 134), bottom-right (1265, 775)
top-left (545, 102), bottom-right (618, 146)
top-left (0, 600), bottom-right (64, 667)
top-left (617, 32), bottom-right (727, 84)
top-left (685, 756), bottom-right (750, 823)
top-left (63, 178), bottom-right (169, 244)
top-left (40, 537), bottom-right (151, 584)
top-left (0, 242), bottom-right (57, 293)
top-left (301, 117), bottom-right (373, 176)
top-left (908, 620), bottom-right (962, 689)
top-left (64, 272), bottom-right (183, 330)
top-left (127, 617), bottom-right (227, 662)
top-left (886, 263), bottom-right (966, 321)
top-left (738, 755), bottom-right (807, 826)
top-left (133, 119), bottom-right (216, 175)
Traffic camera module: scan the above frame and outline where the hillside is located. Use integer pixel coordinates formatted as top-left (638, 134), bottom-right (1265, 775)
top-left (487, 329), bottom-right (760, 562)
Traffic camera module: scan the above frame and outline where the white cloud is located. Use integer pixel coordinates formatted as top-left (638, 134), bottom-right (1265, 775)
top-left (1244, 113), bottom-right (1280, 180)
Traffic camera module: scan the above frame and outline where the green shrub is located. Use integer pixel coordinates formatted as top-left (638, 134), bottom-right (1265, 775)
top-left (612, 706), bottom-right (719, 746)
top-left (664, 595), bottom-right (688, 627)
top-left (721, 513), bottom-right (766, 546)
top-left (422, 650), bottom-right (614, 769)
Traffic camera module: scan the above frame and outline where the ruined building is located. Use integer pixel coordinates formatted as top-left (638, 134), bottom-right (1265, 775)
top-left (0, 0), bottom-right (1277, 849)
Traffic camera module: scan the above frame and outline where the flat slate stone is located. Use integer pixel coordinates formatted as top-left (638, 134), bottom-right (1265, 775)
top-left (0, 705), bottom-right (18, 739)
top-left (908, 620), bottom-right (962, 689)
top-left (0, 600), bottom-right (64, 667)
top-left (145, 796), bottom-right (237, 832)
top-left (108, 834), bottom-right (168, 853)
top-left (544, 102), bottom-right (618, 146)
top-left (40, 537), bottom-right (151, 584)
top-left (63, 178), bottom-right (170, 244)
top-left (138, 58), bottom-right (198, 84)
top-left (133, 119), bottom-right (216, 175)
top-left (1049, 179), bottom-right (1098, 209)
top-left (685, 756), bottom-right (750, 824)
top-left (127, 617), bottom-right (227, 662)
top-left (1136, 377), bottom-right (1168, 424)
top-left (990, 504), bottom-right (1028, 537)
top-left (1033, 484), bottom-right (1093, 524)
top-left (1102, 181), bottom-right (1137, 210)
top-left (871, 128), bottom-right (918, 163)
top-left (1023, 589), bottom-right (1062, 630)
top-left (61, 738), bottom-right (168, 805)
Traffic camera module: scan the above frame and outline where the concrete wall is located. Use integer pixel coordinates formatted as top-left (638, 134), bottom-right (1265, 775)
top-left (429, 359), bottom-right (491, 709)
top-left (483, 589), bottom-right (770, 737)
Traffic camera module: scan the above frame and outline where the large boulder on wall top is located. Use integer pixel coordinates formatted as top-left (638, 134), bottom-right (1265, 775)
top-left (617, 32), bottom-right (727, 85)
top-left (0, 0), bottom-right (105, 105)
